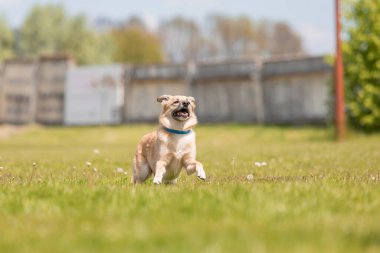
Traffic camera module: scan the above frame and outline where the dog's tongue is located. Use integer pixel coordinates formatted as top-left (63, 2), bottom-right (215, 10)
top-left (178, 111), bottom-right (189, 117)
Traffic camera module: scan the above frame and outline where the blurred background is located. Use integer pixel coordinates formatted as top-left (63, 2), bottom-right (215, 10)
top-left (0, 0), bottom-right (378, 131)
top-left (0, 0), bottom-right (333, 63)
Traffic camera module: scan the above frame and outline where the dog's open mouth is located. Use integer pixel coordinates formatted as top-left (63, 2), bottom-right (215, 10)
top-left (172, 108), bottom-right (190, 120)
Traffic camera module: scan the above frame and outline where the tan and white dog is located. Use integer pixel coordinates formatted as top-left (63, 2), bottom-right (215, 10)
top-left (132, 95), bottom-right (206, 184)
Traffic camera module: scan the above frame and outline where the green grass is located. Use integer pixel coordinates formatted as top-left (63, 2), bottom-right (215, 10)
top-left (0, 124), bottom-right (379, 253)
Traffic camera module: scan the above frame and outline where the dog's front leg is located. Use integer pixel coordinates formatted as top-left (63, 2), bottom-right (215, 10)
top-left (195, 161), bottom-right (206, 181)
top-left (184, 159), bottom-right (206, 181)
top-left (153, 161), bottom-right (166, 185)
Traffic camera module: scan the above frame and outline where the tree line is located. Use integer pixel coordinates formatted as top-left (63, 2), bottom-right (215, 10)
top-left (0, 4), bottom-right (304, 65)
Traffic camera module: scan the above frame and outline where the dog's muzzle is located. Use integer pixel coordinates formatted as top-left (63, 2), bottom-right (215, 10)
top-left (172, 106), bottom-right (190, 121)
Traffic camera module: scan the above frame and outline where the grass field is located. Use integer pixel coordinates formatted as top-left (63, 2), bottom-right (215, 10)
top-left (0, 124), bottom-right (379, 253)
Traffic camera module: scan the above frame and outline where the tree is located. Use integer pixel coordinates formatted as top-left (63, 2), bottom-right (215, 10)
top-left (124, 16), bottom-right (146, 29)
top-left (252, 20), bottom-right (304, 57)
top-left (19, 4), bottom-right (114, 65)
top-left (0, 15), bottom-right (14, 61)
top-left (269, 22), bottom-right (304, 56)
top-left (207, 15), bottom-right (304, 59)
top-left (111, 24), bottom-right (163, 64)
top-left (63, 15), bottom-right (114, 65)
top-left (343, 0), bottom-right (380, 132)
top-left (158, 17), bottom-right (207, 62)
top-left (209, 15), bottom-right (256, 58)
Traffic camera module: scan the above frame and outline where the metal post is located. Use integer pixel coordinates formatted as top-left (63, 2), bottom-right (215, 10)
top-left (335, 0), bottom-right (346, 141)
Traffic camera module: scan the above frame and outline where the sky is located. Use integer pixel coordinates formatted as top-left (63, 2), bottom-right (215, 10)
top-left (0, 0), bottom-right (335, 55)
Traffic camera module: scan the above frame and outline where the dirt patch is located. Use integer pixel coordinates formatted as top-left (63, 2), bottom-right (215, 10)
top-left (0, 125), bottom-right (32, 139)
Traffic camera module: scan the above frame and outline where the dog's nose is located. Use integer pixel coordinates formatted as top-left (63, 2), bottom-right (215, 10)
top-left (182, 101), bottom-right (190, 107)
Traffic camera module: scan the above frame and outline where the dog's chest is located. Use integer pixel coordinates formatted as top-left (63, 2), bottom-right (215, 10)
top-left (158, 132), bottom-right (194, 159)
top-left (175, 136), bottom-right (192, 158)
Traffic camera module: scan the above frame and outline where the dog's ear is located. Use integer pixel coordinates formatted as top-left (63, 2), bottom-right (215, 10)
top-left (188, 96), bottom-right (195, 103)
top-left (157, 95), bottom-right (171, 104)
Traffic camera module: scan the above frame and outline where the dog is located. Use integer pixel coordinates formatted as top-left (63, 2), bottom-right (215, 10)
top-left (132, 95), bottom-right (206, 184)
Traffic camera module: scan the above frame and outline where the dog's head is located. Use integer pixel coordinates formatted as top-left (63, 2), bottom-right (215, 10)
top-left (157, 95), bottom-right (198, 130)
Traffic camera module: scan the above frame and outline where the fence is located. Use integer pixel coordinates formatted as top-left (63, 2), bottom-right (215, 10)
top-left (0, 58), bottom-right (38, 124)
top-left (36, 55), bottom-right (73, 125)
top-left (262, 56), bottom-right (331, 124)
top-left (124, 63), bottom-right (187, 122)
top-left (0, 55), bottom-right (332, 125)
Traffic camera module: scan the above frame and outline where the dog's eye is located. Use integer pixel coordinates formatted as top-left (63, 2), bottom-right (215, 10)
top-left (173, 100), bottom-right (179, 104)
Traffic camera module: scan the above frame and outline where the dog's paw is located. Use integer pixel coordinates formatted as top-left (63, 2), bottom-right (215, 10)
top-left (197, 171), bottom-right (206, 181)
top-left (153, 177), bottom-right (162, 185)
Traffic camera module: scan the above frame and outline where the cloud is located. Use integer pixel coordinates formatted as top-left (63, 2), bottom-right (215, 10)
top-left (297, 23), bottom-right (333, 54)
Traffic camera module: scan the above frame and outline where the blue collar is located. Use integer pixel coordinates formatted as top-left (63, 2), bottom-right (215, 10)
top-left (163, 127), bottom-right (192, 135)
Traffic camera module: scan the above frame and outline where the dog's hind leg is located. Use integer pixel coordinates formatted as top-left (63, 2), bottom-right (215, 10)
top-left (132, 153), bottom-right (152, 184)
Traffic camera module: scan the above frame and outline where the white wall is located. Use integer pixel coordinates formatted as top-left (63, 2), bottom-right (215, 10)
top-left (64, 64), bottom-right (124, 125)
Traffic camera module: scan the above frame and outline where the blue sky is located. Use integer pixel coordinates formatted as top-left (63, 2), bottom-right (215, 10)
top-left (0, 0), bottom-right (335, 54)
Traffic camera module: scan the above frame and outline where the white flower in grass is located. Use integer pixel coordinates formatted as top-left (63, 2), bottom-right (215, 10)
top-left (124, 172), bottom-right (128, 176)
top-left (86, 161), bottom-right (92, 167)
top-left (93, 149), bottom-right (100, 155)
top-left (93, 167), bottom-right (98, 172)
top-left (0, 166), bottom-right (3, 171)
top-left (32, 162), bottom-right (37, 167)
top-left (116, 168), bottom-right (124, 173)
top-left (246, 174), bottom-right (254, 181)
top-left (254, 161), bottom-right (267, 167)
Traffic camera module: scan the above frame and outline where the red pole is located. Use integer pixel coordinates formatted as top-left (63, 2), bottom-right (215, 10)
top-left (335, 0), bottom-right (346, 141)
